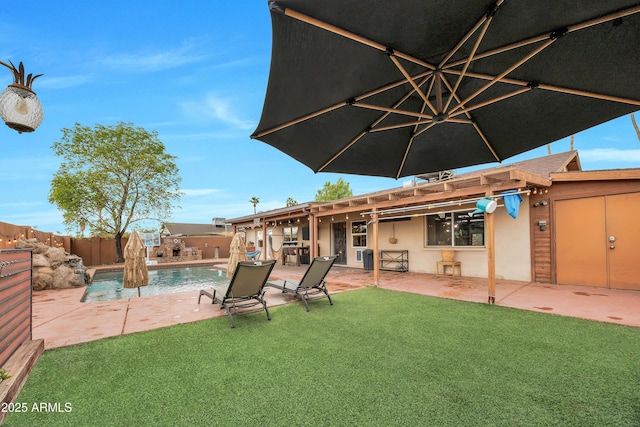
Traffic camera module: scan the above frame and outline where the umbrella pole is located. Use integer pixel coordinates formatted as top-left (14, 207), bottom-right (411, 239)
top-left (486, 211), bottom-right (496, 304)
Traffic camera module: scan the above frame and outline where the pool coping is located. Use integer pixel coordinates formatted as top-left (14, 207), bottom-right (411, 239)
top-left (86, 259), bottom-right (230, 282)
top-left (83, 262), bottom-right (231, 302)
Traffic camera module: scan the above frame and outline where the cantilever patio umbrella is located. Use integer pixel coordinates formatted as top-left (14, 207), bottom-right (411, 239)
top-left (123, 231), bottom-right (149, 297)
top-left (252, 0), bottom-right (640, 178)
top-left (252, 0), bottom-right (640, 302)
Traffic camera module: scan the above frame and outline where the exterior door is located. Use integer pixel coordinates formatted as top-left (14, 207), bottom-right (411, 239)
top-left (606, 193), bottom-right (640, 290)
top-left (332, 221), bottom-right (347, 264)
top-left (555, 193), bottom-right (640, 290)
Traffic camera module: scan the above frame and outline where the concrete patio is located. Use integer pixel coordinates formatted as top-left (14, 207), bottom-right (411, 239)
top-left (32, 259), bottom-right (640, 350)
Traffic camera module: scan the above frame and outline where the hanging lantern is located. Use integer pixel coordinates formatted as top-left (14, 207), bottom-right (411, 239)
top-left (0, 60), bottom-right (43, 133)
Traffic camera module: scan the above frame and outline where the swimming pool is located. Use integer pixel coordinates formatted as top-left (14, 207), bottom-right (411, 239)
top-left (82, 265), bottom-right (229, 302)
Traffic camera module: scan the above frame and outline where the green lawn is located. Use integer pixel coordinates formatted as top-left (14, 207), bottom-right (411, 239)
top-left (5, 287), bottom-right (640, 426)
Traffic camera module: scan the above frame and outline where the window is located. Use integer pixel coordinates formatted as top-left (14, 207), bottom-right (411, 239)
top-left (351, 220), bottom-right (367, 247)
top-left (256, 230), bottom-right (263, 248)
top-left (284, 226), bottom-right (298, 244)
top-left (426, 212), bottom-right (484, 247)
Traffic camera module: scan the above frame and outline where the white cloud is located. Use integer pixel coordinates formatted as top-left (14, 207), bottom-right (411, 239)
top-left (37, 74), bottom-right (94, 90)
top-left (205, 57), bottom-right (256, 70)
top-left (179, 93), bottom-right (254, 130)
top-left (98, 43), bottom-right (207, 73)
top-left (2, 209), bottom-right (66, 232)
top-left (579, 148), bottom-right (640, 163)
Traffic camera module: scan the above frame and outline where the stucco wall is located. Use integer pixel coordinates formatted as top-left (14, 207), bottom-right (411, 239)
top-left (317, 204), bottom-right (532, 282)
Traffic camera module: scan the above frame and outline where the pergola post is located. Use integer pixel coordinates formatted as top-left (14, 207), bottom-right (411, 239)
top-left (310, 214), bottom-right (317, 259)
top-left (262, 220), bottom-right (267, 261)
top-left (372, 209), bottom-right (379, 287)
top-left (486, 196), bottom-right (496, 304)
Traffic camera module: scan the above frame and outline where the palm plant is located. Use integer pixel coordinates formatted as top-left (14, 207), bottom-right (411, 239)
top-left (249, 196), bottom-right (260, 214)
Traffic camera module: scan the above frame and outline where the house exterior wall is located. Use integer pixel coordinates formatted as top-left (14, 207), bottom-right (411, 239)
top-left (531, 178), bottom-right (640, 285)
top-left (316, 204), bottom-right (532, 282)
top-left (495, 205), bottom-right (531, 281)
top-left (242, 220), bottom-right (313, 260)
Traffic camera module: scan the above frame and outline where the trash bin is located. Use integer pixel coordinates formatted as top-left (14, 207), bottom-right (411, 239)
top-left (363, 249), bottom-right (374, 271)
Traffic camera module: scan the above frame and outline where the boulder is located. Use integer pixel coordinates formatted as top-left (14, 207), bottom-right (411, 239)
top-left (45, 247), bottom-right (67, 268)
top-left (15, 238), bottom-right (88, 290)
top-left (52, 267), bottom-right (83, 289)
top-left (32, 270), bottom-right (54, 291)
top-left (32, 253), bottom-right (49, 268)
top-left (17, 238), bottom-right (49, 254)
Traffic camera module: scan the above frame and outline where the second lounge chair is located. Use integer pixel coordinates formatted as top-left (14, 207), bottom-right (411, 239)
top-left (266, 255), bottom-right (337, 311)
top-left (198, 260), bottom-right (276, 328)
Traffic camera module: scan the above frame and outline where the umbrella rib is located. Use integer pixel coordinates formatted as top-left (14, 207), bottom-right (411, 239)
top-left (472, 122), bottom-right (501, 162)
top-left (438, 0), bottom-right (506, 68)
top-left (444, 69), bottom-right (640, 107)
top-left (252, 71), bottom-right (433, 138)
top-left (438, 15), bottom-right (488, 69)
top-left (372, 116), bottom-right (473, 133)
top-left (319, 75), bottom-right (433, 172)
top-left (368, 75), bottom-right (435, 133)
top-left (439, 74), bottom-right (472, 120)
top-left (282, 7), bottom-right (435, 70)
top-left (443, 12), bottom-right (494, 113)
top-left (354, 102), bottom-right (434, 120)
top-left (448, 38), bottom-right (555, 115)
top-left (252, 103), bottom-right (344, 138)
top-left (317, 131), bottom-right (367, 173)
top-left (448, 87), bottom-right (532, 118)
top-left (567, 4), bottom-right (640, 32)
top-left (388, 55), bottom-right (437, 114)
top-left (439, 73), bottom-right (501, 162)
top-left (355, 70), bottom-right (433, 101)
top-left (444, 4), bottom-right (640, 70)
top-left (397, 101), bottom-right (434, 179)
top-left (536, 83), bottom-right (640, 107)
top-left (370, 121), bottom-right (426, 133)
top-left (407, 121), bottom-right (436, 141)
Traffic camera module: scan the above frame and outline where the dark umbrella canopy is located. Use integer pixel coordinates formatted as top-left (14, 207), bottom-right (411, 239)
top-left (252, 0), bottom-right (640, 178)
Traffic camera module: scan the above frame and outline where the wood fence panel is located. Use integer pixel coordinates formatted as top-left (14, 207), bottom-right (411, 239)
top-left (0, 250), bottom-right (32, 368)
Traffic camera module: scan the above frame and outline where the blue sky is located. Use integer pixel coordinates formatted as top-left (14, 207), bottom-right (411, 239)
top-left (1, 1), bottom-right (639, 235)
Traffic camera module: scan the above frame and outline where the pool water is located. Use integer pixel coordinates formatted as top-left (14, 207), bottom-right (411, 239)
top-left (82, 266), bottom-right (229, 302)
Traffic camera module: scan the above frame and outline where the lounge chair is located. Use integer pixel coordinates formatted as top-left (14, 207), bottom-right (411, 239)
top-left (266, 255), bottom-right (337, 311)
top-left (198, 260), bottom-right (276, 328)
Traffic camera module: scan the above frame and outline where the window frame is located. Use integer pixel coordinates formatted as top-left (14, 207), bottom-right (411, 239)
top-left (425, 211), bottom-right (485, 248)
top-left (350, 220), bottom-right (368, 248)
top-left (283, 226), bottom-right (298, 244)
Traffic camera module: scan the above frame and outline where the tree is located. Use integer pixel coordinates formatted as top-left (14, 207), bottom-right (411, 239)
top-left (314, 178), bottom-right (353, 201)
top-left (249, 196), bottom-right (260, 213)
top-left (286, 197), bottom-right (298, 207)
top-left (49, 122), bottom-right (182, 262)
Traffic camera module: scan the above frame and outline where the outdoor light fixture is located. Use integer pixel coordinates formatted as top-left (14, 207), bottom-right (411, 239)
top-left (0, 60), bottom-right (43, 133)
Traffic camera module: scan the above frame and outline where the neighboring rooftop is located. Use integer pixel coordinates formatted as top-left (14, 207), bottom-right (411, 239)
top-left (454, 151), bottom-right (581, 180)
top-left (161, 221), bottom-right (230, 236)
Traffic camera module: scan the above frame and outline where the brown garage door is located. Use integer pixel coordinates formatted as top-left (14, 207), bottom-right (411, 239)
top-left (555, 193), bottom-right (640, 290)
